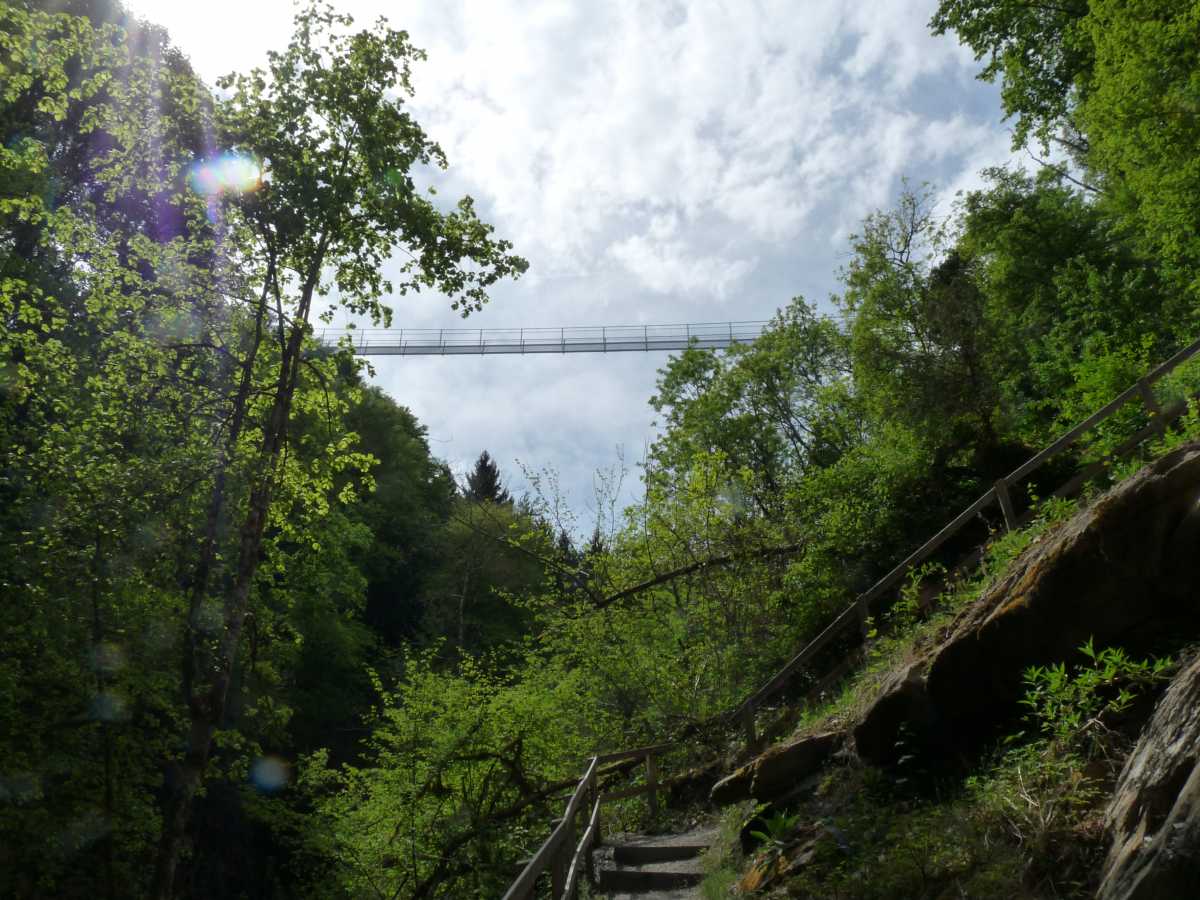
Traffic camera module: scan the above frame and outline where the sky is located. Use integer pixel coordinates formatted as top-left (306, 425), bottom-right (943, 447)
top-left (125, 0), bottom-right (1019, 531)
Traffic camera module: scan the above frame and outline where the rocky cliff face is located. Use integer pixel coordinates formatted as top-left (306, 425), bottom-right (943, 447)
top-left (1098, 651), bottom-right (1200, 899)
top-left (858, 441), bottom-right (1200, 764)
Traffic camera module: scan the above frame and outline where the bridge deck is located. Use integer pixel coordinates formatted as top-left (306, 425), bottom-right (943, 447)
top-left (315, 322), bottom-right (769, 356)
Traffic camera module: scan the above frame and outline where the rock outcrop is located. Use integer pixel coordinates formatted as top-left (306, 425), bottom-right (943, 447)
top-left (710, 731), bottom-right (839, 805)
top-left (852, 662), bottom-right (936, 764)
top-left (1097, 652), bottom-right (1200, 900)
top-left (854, 442), bottom-right (1200, 764)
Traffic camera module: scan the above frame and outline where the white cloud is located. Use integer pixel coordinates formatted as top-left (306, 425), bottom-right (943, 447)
top-left (608, 231), bottom-right (756, 298)
top-left (125, 0), bottom-right (1019, 519)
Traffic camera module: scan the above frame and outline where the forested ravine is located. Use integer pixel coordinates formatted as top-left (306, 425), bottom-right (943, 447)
top-left (3, 1), bottom-right (1200, 898)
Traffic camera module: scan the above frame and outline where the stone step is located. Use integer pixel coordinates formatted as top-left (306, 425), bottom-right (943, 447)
top-left (612, 843), bottom-right (707, 865)
top-left (597, 827), bottom-right (715, 897)
top-left (598, 867), bottom-right (705, 893)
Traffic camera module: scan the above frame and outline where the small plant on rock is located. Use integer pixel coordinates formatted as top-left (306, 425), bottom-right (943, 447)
top-left (748, 809), bottom-right (803, 857)
top-left (1020, 638), bottom-right (1174, 759)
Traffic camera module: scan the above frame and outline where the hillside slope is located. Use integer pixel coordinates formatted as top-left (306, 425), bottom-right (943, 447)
top-left (702, 442), bottom-right (1200, 898)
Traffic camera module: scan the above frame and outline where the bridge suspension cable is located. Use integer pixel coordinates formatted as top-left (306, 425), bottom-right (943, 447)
top-left (315, 321), bottom-right (771, 356)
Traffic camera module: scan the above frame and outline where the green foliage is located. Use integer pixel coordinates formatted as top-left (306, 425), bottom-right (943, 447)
top-left (935, 0), bottom-right (1200, 313)
top-left (5, 1), bottom-right (1200, 896)
top-left (309, 650), bottom-right (600, 898)
top-left (1, 1), bottom-right (527, 896)
top-left (748, 809), bottom-right (803, 854)
top-left (955, 168), bottom-right (1171, 448)
top-left (648, 297), bottom-right (853, 512)
top-left (418, 498), bottom-right (546, 660)
top-left (1020, 639), bottom-right (1174, 758)
top-left (780, 763), bottom-right (1033, 900)
top-left (966, 743), bottom-right (1103, 894)
top-left (978, 495), bottom-right (1077, 582)
top-left (699, 801), bottom-right (751, 894)
top-left (464, 449), bottom-right (512, 505)
top-left (931, 0), bottom-right (1091, 153)
top-left (839, 186), bottom-right (1003, 460)
top-left (1080, 2), bottom-right (1200, 295)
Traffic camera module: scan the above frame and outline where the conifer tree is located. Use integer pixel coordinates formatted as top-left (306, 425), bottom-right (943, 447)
top-left (465, 450), bottom-right (511, 504)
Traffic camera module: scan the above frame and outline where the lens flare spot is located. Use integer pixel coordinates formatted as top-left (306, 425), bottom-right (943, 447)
top-left (89, 692), bottom-right (128, 723)
top-left (250, 756), bottom-right (290, 794)
top-left (61, 810), bottom-right (110, 853)
top-left (90, 641), bottom-right (125, 676)
top-left (0, 773), bottom-right (40, 804)
top-left (188, 152), bottom-right (263, 199)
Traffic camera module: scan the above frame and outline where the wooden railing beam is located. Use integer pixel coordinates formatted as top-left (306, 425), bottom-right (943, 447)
top-left (594, 742), bottom-right (674, 764)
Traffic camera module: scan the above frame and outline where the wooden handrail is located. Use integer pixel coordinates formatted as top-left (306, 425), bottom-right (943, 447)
top-left (1007, 333), bottom-right (1200, 485)
top-left (594, 742), bottom-right (674, 764)
top-left (731, 334), bottom-right (1200, 725)
top-left (502, 746), bottom-right (671, 900)
top-left (562, 799), bottom-right (601, 898)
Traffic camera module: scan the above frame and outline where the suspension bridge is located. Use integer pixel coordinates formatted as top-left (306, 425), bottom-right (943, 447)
top-left (315, 320), bottom-right (771, 356)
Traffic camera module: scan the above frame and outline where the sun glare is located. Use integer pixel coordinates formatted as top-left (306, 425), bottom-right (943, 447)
top-left (188, 151), bottom-right (264, 198)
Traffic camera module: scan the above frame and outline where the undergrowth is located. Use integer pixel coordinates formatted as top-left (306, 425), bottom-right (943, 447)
top-left (699, 801), bottom-right (753, 899)
top-left (754, 638), bottom-right (1175, 899)
top-left (721, 433), bottom-right (1196, 898)
top-left (784, 492), bottom-right (1081, 743)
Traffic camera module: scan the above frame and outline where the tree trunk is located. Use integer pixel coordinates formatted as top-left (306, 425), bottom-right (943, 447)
top-left (151, 245), bottom-right (321, 899)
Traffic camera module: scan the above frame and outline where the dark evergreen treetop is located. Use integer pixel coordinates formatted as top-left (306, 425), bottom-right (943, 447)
top-left (465, 450), bottom-right (511, 504)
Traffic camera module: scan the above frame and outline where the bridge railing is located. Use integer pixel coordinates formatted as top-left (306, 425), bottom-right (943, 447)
top-left (313, 321), bottom-right (771, 355)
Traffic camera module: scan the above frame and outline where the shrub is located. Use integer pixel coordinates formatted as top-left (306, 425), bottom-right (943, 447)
top-left (1020, 638), bottom-right (1174, 759)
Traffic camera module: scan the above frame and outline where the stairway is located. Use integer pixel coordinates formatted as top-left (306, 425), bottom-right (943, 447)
top-left (595, 826), bottom-right (715, 898)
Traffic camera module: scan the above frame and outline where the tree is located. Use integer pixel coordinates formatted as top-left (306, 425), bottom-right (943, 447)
top-left (836, 185), bottom-right (1017, 483)
top-left (930, 0), bottom-right (1092, 153)
top-left (954, 167), bottom-right (1171, 446)
top-left (1, 8), bottom-right (220, 895)
top-left (147, 4), bottom-right (527, 894)
top-left (933, 0), bottom-right (1200, 311)
top-left (648, 298), bottom-right (852, 514)
top-left (465, 449), bottom-right (512, 505)
top-left (419, 499), bottom-right (544, 659)
top-left (1077, 1), bottom-right (1200, 298)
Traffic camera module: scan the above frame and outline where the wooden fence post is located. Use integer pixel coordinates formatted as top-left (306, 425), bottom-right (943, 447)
top-left (994, 477), bottom-right (1017, 531)
top-left (1137, 377), bottom-right (1162, 415)
top-left (645, 753), bottom-right (659, 819)
top-left (856, 596), bottom-right (871, 638)
top-left (741, 705), bottom-right (758, 747)
top-left (1137, 377), bottom-right (1166, 438)
top-left (550, 819), bottom-right (567, 898)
